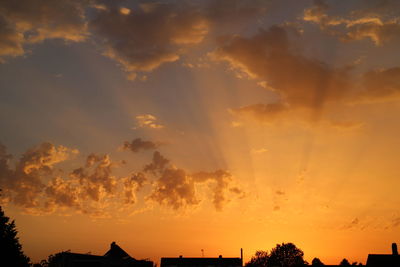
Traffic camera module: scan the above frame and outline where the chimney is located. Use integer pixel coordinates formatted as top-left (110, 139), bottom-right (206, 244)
top-left (111, 242), bottom-right (116, 249)
top-left (240, 248), bottom-right (243, 266)
top-left (392, 243), bottom-right (398, 255)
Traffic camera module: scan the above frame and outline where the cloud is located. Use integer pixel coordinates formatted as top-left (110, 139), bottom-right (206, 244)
top-left (343, 217), bottom-right (360, 230)
top-left (251, 148), bottom-right (268, 154)
top-left (213, 24), bottom-right (400, 123)
top-left (144, 151), bottom-right (243, 211)
top-left (1, 143), bottom-right (244, 214)
top-left (212, 25), bottom-right (351, 112)
top-left (122, 138), bottom-right (161, 153)
top-left (303, 0), bottom-right (400, 46)
top-left (0, 142), bottom-right (78, 209)
top-left (123, 172), bottom-right (147, 205)
top-left (44, 176), bottom-right (81, 212)
top-left (70, 153), bottom-right (118, 202)
top-left (358, 67), bottom-right (400, 101)
top-left (148, 167), bottom-right (199, 210)
top-left (0, 0), bottom-right (268, 65)
top-left (232, 103), bottom-right (288, 123)
top-left (89, 2), bottom-right (208, 79)
top-left (0, 0), bottom-right (88, 60)
top-left (192, 170), bottom-right (236, 211)
top-left (143, 151), bottom-right (171, 174)
top-left (87, 0), bottom-right (270, 79)
top-left (135, 114), bottom-right (164, 129)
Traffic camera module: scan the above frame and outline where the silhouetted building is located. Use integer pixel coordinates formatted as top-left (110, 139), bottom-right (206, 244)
top-left (366, 242), bottom-right (400, 266)
top-left (161, 254), bottom-right (242, 267)
top-left (50, 242), bottom-right (153, 267)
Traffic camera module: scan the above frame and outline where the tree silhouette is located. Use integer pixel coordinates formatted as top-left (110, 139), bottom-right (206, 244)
top-left (340, 259), bottom-right (351, 266)
top-left (311, 257), bottom-right (324, 266)
top-left (0, 204), bottom-right (30, 267)
top-left (246, 251), bottom-right (269, 267)
top-left (246, 243), bottom-right (307, 267)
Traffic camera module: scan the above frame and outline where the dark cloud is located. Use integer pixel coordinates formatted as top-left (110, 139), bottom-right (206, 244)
top-left (213, 24), bottom-right (400, 122)
top-left (212, 25), bottom-right (351, 117)
top-left (122, 138), bottom-right (161, 153)
top-left (89, 2), bottom-right (208, 79)
top-left (0, 0), bottom-right (88, 60)
top-left (87, 0), bottom-right (269, 79)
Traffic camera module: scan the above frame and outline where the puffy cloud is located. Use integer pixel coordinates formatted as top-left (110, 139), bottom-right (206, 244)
top-left (135, 114), bottom-right (164, 129)
top-left (148, 167), bottom-right (199, 210)
top-left (0, 142), bottom-right (78, 209)
top-left (122, 138), bottom-right (161, 153)
top-left (70, 153), bottom-right (118, 202)
top-left (44, 176), bottom-right (81, 212)
top-left (123, 172), bottom-right (146, 205)
top-left (143, 151), bottom-right (243, 211)
top-left (192, 170), bottom-right (237, 211)
top-left (143, 151), bottom-right (170, 174)
top-left (0, 0), bottom-right (88, 60)
top-left (1, 143), bottom-right (244, 214)
top-left (303, 0), bottom-right (400, 45)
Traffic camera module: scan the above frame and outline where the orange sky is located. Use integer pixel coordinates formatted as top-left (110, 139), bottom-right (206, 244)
top-left (1, 0), bottom-right (400, 265)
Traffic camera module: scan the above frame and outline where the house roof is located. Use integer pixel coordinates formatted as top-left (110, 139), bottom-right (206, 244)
top-left (366, 254), bottom-right (400, 266)
top-left (104, 241), bottom-right (133, 260)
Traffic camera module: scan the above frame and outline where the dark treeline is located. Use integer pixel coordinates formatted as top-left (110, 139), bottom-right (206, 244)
top-left (244, 243), bottom-right (363, 266)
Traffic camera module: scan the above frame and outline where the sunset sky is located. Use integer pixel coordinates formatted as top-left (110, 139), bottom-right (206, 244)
top-left (1, 0), bottom-right (400, 265)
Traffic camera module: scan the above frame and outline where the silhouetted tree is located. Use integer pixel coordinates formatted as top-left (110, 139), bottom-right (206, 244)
top-left (39, 251), bottom-right (70, 267)
top-left (246, 243), bottom-right (307, 267)
top-left (340, 259), bottom-right (351, 266)
top-left (311, 258), bottom-right (324, 266)
top-left (0, 204), bottom-right (31, 267)
top-left (245, 251), bottom-right (269, 267)
top-left (268, 243), bottom-right (307, 267)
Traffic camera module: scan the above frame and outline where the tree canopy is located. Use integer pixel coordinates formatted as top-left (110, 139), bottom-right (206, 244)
top-left (0, 205), bottom-right (31, 267)
top-left (245, 243), bottom-right (307, 267)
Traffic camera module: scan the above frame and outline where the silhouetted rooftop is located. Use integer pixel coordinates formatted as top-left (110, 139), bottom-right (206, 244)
top-left (104, 241), bottom-right (132, 259)
top-left (161, 257), bottom-right (242, 267)
top-left (366, 254), bottom-right (400, 266)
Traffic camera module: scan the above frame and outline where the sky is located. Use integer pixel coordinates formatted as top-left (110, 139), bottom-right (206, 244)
top-left (1, 0), bottom-right (400, 265)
